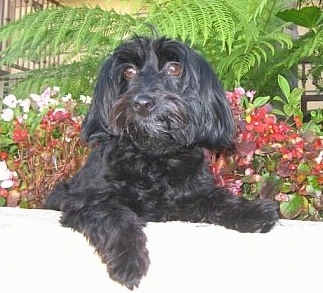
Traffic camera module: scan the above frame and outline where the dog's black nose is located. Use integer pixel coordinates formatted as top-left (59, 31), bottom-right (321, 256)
top-left (133, 95), bottom-right (155, 116)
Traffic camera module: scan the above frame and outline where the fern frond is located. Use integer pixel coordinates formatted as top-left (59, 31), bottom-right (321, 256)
top-left (231, 52), bottom-right (257, 79)
top-left (141, 0), bottom-right (236, 50)
top-left (191, 2), bottom-right (211, 45)
top-left (52, 8), bottom-right (78, 51)
top-left (0, 6), bottom-right (138, 66)
top-left (8, 56), bottom-right (102, 97)
top-left (248, 0), bottom-right (270, 22)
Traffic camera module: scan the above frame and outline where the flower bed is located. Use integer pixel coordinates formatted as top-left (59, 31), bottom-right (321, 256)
top-left (212, 76), bottom-right (323, 220)
top-left (0, 87), bottom-right (90, 207)
top-left (1, 77), bottom-right (322, 219)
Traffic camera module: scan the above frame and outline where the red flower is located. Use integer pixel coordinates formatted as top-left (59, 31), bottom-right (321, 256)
top-left (294, 115), bottom-right (302, 128)
top-left (12, 127), bottom-right (28, 143)
top-left (0, 188), bottom-right (8, 198)
top-left (49, 109), bottom-right (70, 121)
top-left (0, 152), bottom-right (8, 161)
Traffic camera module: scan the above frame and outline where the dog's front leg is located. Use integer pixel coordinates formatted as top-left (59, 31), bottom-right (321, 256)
top-left (60, 196), bottom-right (150, 290)
top-left (178, 187), bottom-right (279, 233)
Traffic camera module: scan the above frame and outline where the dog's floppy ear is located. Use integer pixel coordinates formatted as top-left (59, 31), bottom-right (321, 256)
top-left (81, 57), bottom-right (118, 145)
top-left (188, 53), bottom-right (235, 152)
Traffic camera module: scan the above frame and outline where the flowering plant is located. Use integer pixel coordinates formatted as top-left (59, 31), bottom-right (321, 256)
top-left (0, 87), bottom-right (91, 207)
top-left (212, 75), bottom-right (323, 220)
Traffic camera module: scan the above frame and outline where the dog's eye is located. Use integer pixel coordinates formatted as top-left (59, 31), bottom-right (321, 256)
top-left (165, 62), bottom-right (182, 77)
top-left (124, 66), bottom-right (137, 79)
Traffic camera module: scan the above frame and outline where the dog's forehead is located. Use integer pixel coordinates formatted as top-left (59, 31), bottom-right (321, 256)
top-left (114, 37), bottom-right (189, 66)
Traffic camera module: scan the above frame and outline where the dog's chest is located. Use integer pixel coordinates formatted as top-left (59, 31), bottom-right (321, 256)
top-left (107, 147), bottom-right (207, 193)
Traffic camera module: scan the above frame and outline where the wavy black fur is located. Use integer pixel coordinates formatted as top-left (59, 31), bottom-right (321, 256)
top-left (44, 37), bottom-right (279, 290)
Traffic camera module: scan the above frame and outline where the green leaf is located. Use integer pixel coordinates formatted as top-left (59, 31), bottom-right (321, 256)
top-left (308, 176), bottom-right (320, 189)
top-left (272, 95), bottom-right (285, 104)
top-left (0, 197), bottom-right (6, 206)
top-left (306, 185), bottom-right (322, 197)
top-left (288, 88), bottom-right (305, 107)
top-left (297, 163), bottom-right (311, 176)
top-left (281, 182), bottom-right (293, 193)
top-left (278, 74), bottom-right (290, 100)
top-left (252, 96), bottom-right (270, 108)
top-left (280, 194), bottom-right (306, 219)
top-left (283, 104), bottom-right (293, 116)
top-left (276, 7), bottom-right (323, 30)
top-left (272, 109), bottom-right (286, 116)
top-left (19, 198), bottom-right (29, 209)
top-left (0, 137), bottom-right (14, 148)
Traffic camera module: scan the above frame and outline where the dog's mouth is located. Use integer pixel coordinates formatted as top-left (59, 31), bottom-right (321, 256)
top-left (108, 94), bottom-right (191, 147)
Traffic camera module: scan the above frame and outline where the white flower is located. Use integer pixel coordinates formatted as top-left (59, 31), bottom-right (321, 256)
top-left (30, 93), bottom-right (41, 103)
top-left (1, 108), bottom-right (14, 121)
top-left (62, 93), bottom-right (72, 102)
top-left (0, 161), bottom-right (17, 188)
top-left (0, 161), bottom-right (9, 181)
top-left (3, 94), bottom-right (19, 108)
top-left (1, 179), bottom-right (14, 189)
top-left (30, 87), bottom-right (53, 110)
top-left (19, 98), bottom-right (31, 113)
top-left (80, 95), bottom-right (92, 104)
top-left (49, 98), bottom-right (59, 107)
top-left (53, 108), bottom-right (68, 115)
top-left (30, 93), bottom-right (49, 110)
top-left (315, 150), bottom-right (323, 164)
top-left (17, 114), bottom-right (28, 123)
top-left (52, 86), bottom-right (60, 94)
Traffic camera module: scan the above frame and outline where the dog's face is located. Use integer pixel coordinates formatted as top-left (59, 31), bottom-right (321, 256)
top-left (82, 37), bottom-right (235, 151)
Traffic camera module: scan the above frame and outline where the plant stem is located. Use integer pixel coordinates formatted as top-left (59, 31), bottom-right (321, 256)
top-left (263, 0), bottom-right (277, 31)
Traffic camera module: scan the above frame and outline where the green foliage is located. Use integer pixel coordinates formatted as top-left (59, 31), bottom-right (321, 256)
top-left (272, 74), bottom-right (304, 119)
top-left (142, 0), bottom-right (236, 50)
top-left (241, 95), bottom-right (270, 113)
top-left (277, 6), bottom-right (323, 32)
top-left (0, 6), bottom-right (137, 62)
top-left (0, 0), bottom-right (321, 96)
top-left (276, 6), bottom-right (323, 91)
top-left (9, 56), bottom-right (103, 98)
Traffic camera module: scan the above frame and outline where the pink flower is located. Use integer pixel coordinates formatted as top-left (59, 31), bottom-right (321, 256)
top-left (246, 90), bottom-right (256, 102)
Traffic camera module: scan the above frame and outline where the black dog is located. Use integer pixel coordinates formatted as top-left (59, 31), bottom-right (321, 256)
top-left (44, 37), bottom-right (279, 289)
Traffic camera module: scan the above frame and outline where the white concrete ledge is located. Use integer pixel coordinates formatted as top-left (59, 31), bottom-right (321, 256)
top-left (1, 207), bottom-right (323, 293)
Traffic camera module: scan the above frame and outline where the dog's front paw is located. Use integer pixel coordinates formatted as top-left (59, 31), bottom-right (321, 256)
top-left (235, 199), bottom-right (279, 233)
top-left (106, 238), bottom-right (150, 290)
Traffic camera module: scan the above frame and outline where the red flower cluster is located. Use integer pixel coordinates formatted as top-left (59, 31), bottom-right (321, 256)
top-left (211, 87), bottom-right (323, 220)
top-left (12, 126), bottom-right (29, 143)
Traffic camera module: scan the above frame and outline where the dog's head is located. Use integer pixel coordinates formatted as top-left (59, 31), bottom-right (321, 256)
top-left (82, 37), bottom-right (235, 151)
